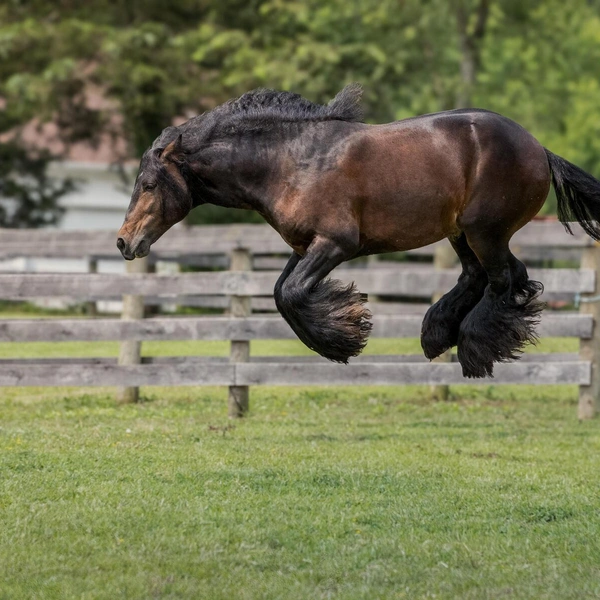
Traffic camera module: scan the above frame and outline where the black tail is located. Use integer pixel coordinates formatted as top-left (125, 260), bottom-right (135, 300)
top-left (545, 148), bottom-right (600, 240)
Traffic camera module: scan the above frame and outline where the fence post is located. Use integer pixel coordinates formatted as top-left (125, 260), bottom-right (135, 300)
top-left (116, 256), bottom-right (149, 404)
top-left (430, 241), bottom-right (458, 401)
top-left (85, 258), bottom-right (98, 316)
top-left (228, 248), bottom-right (252, 418)
top-left (366, 254), bottom-right (381, 305)
top-left (578, 243), bottom-right (600, 419)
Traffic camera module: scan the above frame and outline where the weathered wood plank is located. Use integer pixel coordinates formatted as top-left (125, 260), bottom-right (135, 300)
top-left (537, 313), bottom-right (593, 338)
top-left (401, 222), bottom-right (590, 254)
top-left (0, 267), bottom-right (593, 299)
top-left (119, 295), bottom-right (274, 311)
top-left (0, 363), bottom-right (234, 387)
top-left (0, 271), bottom-right (275, 298)
top-left (116, 257), bottom-right (148, 404)
top-left (0, 225), bottom-right (289, 258)
top-left (0, 313), bottom-right (590, 342)
top-left (0, 360), bottom-right (588, 387)
top-left (0, 353), bottom-right (580, 366)
top-left (578, 245), bottom-right (600, 419)
top-left (0, 242), bottom-right (583, 263)
top-left (236, 361), bottom-right (591, 386)
top-left (0, 224), bottom-right (280, 245)
top-left (512, 220), bottom-right (593, 248)
top-left (344, 268), bottom-right (594, 296)
top-left (228, 247), bottom-right (252, 417)
top-left (0, 221), bottom-right (592, 260)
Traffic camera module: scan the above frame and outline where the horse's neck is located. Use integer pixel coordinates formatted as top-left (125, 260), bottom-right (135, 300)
top-left (188, 122), bottom-right (355, 214)
top-left (186, 151), bottom-right (276, 212)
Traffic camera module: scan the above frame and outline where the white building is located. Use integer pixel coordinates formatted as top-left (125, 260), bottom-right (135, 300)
top-left (48, 160), bottom-right (134, 231)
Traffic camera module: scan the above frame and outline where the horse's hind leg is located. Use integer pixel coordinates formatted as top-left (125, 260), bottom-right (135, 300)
top-left (421, 233), bottom-right (487, 360)
top-left (274, 237), bottom-right (372, 363)
top-left (457, 234), bottom-right (544, 378)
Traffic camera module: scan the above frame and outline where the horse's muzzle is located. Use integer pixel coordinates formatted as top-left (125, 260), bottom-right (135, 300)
top-left (116, 237), bottom-right (150, 260)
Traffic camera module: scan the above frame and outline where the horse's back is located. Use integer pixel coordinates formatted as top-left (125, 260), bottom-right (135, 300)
top-left (335, 110), bottom-right (550, 252)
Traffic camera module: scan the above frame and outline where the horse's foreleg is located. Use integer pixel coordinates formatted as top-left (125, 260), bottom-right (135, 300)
top-left (457, 236), bottom-right (544, 378)
top-left (421, 234), bottom-right (487, 360)
top-left (274, 238), bottom-right (372, 363)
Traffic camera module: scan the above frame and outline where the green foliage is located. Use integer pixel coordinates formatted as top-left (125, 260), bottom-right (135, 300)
top-left (477, 0), bottom-right (600, 175)
top-left (0, 142), bottom-right (73, 227)
top-left (2, 0), bottom-right (600, 223)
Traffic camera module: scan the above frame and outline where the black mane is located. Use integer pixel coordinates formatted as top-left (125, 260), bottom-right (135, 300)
top-left (151, 84), bottom-right (364, 152)
top-left (215, 83), bottom-right (364, 124)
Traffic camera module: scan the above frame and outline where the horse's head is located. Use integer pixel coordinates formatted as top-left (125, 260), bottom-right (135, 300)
top-left (117, 134), bottom-right (193, 260)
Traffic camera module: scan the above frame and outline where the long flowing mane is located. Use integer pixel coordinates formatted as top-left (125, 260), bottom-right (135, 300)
top-left (151, 84), bottom-right (364, 150)
top-left (216, 83), bottom-right (364, 124)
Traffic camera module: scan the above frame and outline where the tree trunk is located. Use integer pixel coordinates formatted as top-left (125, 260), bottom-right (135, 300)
top-left (455, 0), bottom-right (490, 108)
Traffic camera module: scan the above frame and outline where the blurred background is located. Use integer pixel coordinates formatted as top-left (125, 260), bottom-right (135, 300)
top-left (1, 0), bottom-right (600, 232)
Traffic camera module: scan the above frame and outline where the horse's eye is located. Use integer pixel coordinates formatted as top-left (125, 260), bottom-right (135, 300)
top-left (143, 182), bottom-right (156, 191)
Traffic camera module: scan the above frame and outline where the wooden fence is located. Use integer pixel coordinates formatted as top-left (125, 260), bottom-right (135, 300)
top-left (0, 220), bottom-right (598, 419)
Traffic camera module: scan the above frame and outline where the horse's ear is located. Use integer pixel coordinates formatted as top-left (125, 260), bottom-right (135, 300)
top-left (161, 134), bottom-right (185, 164)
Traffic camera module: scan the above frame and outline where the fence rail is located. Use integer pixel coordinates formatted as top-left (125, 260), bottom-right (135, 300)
top-left (0, 221), bottom-right (599, 419)
top-left (0, 221), bottom-right (595, 259)
top-left (0, 268), bottom-right (593, 298)
top-left (0, 313), bottom-right (592, 342)
top-left (0, 361), bottom-right (590, 388)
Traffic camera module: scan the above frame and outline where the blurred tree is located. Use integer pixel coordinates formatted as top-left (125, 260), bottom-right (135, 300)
top-left (0, 142), bottom-right (73, 228)
top-left (454, 0), bottom-right (490, 108)
top-left (1, 0), bottom-right (600, 224)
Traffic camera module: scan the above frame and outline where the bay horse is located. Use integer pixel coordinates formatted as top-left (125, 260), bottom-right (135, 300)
top-left (117, 84), bottom-right (600, 378)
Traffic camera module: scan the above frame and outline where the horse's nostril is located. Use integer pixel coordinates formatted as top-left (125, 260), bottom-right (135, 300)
top-left (116, 237), bottom-right (125, 251)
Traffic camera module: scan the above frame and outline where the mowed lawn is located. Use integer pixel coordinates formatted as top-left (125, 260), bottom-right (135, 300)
top-left (1, 334), bottom-right (600, 599)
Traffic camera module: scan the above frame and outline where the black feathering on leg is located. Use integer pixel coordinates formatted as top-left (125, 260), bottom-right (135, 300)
top-left (457, 280), bottom-right (545, 378)
top-left (421, 301), bottom-right (456, 360)
top-left (421, 233), bottom-right (488, 360)
top-left (421, 273), bottom-right (487, 360)
top-left (275, 277), bottom-right (372, 363)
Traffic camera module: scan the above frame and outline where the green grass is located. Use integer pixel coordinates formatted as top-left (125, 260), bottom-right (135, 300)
top-left (0, 329), bottom-right (598, 598)
top-left (0, 335), bottom-right (580, 360)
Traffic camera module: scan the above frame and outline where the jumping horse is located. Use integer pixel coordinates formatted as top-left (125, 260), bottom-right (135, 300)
top-left (117, 84), bottom-right (600, 378)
